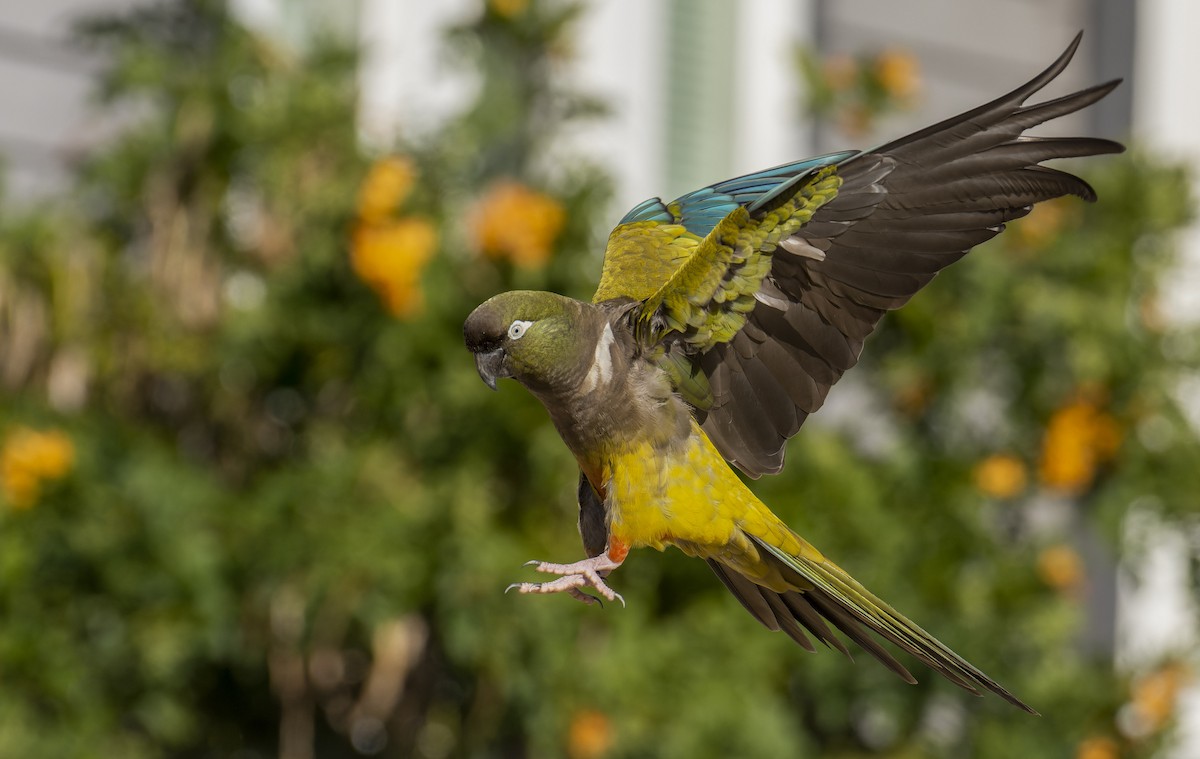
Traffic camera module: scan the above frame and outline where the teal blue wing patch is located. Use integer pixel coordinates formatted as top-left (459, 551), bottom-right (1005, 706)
top-left (619, 197), bottom-right (675, 225)
top-left (618, 150), bottom-right (859, 234)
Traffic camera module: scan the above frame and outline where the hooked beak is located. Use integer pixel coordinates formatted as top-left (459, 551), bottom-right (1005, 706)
top-left (473, 348), bottom-right (510, 391)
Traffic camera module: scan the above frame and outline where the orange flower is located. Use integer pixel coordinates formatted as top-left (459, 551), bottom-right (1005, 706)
top-left (1139, 293), bottom-right (1165, 333)
top-left (567, 709), bottom-right (612, 759)
top-left (350, 218), bottom-right (438, 318)
top-left (837, 102), bottom-right (873, 139)
top-left (1013, 198), bottom-right (1075, 250)
top-left (822, 54), bottom-right (858, 92)
top-left (875, 49), bottom-right (920, 100)
top-left (470, 180), bottom-right (565, 268)
top-left (1037, 543), bottom-right (1085, 594)
top-left (1039, 393), bottom-right (1121, 494)
top-left (1130, 663), bottom-right (1190, 733)
top-left (892, 378), bottom-right (932, 417)
top-left (489, 0), bottom-right (529, 19)
top-left (974, 454), bottom-right (1027, 499)
top-left (1, 427), bottom-right (75, 510)
top-left (1076, 736), bottom-right (1119, 759)
top-left (357, 156), bottom-right (417, 224)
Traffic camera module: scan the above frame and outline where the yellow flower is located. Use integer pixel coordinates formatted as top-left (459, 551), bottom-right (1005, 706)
top-left (1039, 393), bottom-right (1122, 495)
top-left (1013, 198), bottom-right (1076, 250)
top-left (357, 156), bottom-right (417, 224)
top-left (1076, 736), bottom-right (1119, 759)
top-left (1131, 663), bottom-right (1189, 733)
top-left (567, 709), bottom-right (612, 759)
top-left (489, 0), bottom-right (529, 19)
top-left (974, 454), bottom-right (1027, 499)
top-left (1037, 543), bottom-right (1085, 594)
top-left (350, 218), bottom-right (438, 318)
top-left (875, 49), bottom-right (920, 100)
top-left (1, 427), bottom-right (76, 510)
top-left (2, 468), bottom-right (40, 510)
top-left (1140, 293), bottom-right (1165, 333)
top-left (470, 180), bottom-right (565, 268)
top-left (837, 102), bottom-right (872, 140)
top-left (892, 376), bottom-right (933, 417)
top-left (822, 54), bottom-right (858, 92)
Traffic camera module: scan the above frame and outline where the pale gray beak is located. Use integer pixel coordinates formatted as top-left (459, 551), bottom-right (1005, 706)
top-left (473, 348), bottom-right (509, 391)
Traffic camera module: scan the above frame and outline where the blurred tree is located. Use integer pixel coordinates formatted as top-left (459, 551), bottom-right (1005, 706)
top-left (797, 46), bottom-right (921, 138)
top-left (0, 1), bottom-right (1197, 758)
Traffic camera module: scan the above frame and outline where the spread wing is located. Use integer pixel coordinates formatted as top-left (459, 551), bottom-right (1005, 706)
top-left (592, 150), bottom-right (858, 305)
top-left (596, 33), bottom-right (1124, 477)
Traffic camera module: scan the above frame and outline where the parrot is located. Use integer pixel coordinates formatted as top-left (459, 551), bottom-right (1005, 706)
top-left (463, 33), bottom-right (1122, 713)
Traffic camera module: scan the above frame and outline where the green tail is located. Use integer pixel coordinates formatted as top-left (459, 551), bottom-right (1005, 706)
top-left (707, 534), bottom-right (1036, 714)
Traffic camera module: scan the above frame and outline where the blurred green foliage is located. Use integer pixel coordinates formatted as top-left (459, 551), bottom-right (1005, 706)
top-left (0, 1), bottom-right (1198, 758)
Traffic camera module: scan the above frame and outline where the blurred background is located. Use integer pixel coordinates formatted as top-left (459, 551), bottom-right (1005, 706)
top-left (1, 0), bottom-right (1199, 757)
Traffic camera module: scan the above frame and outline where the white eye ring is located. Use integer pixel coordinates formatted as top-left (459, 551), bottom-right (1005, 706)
top-left (507, 320), bottom-right (533, 340)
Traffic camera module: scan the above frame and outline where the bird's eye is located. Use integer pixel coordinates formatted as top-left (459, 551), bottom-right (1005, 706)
top-left (507, 320), bottom-right (532, 340)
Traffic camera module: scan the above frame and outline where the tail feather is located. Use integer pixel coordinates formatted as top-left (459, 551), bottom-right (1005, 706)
top-left (763, 592), bottom-right (818, 653)
top-left (708, 534), bottom-right (1037, 714)
top-left (780, 591), bottom-right (851, 657)
top-left (803, 590), bottom-right (920, 686)
top-left (706, 558), bottom-right (912, 678)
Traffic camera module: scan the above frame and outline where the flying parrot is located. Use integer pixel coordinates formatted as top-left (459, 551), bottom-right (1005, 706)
top-left (463, 34), bottom-right (1121, 712)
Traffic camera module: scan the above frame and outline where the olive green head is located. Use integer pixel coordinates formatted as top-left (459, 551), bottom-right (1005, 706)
top-left (463, 290), bottom-right (596, 394)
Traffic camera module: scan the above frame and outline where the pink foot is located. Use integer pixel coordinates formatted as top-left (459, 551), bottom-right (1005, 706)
top-left (506, 554), bottom-right (625, 607)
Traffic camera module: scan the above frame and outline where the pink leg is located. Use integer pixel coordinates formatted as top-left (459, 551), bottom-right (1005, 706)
top-left (506, 552), bottom-right (626, 607)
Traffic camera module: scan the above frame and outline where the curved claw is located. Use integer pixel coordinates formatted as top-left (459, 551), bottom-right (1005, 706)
top-left (509, 553), bottom-right (626, 606)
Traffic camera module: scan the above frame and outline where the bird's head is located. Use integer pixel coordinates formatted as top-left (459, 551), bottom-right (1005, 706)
top-left (464, 290), bottom-right (594, 394)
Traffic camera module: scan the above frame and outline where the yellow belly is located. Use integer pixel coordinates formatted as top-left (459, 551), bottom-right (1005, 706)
top-left (599, 421), bottom-right (826, 589)
top-left (604, 426), bottom-right (732, 550)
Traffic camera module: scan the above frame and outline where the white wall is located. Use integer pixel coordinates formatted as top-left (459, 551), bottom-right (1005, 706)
top-left (1135, 0), bottom-right (1200, 324)
top-left (566, 0), bottom-right (815, 217)
top-left (0, 0), bottom-right (144, 200)
top-left (1128, 2), bottom-right (1200, 756)
top-left (355, 0), bottom-right (477, 149)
